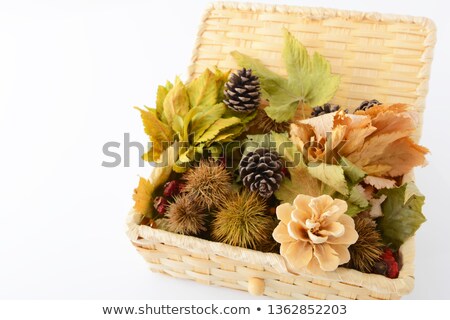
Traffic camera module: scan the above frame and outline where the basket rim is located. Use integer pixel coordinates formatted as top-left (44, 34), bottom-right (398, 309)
top-left (188, 1), bottom-right (436, 80)
top-left (127, 209), bottom-right (415, 296)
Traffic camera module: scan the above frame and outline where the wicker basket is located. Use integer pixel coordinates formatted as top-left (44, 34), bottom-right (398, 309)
top-left (127, 2), bottom-right (436, 300)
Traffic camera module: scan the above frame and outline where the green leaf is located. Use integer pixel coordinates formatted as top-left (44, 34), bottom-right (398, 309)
top-left (345, 203), bottom-right (367, 217)
top-left (207, 144), bottom-right (224, 158)
top-left (213, 67), bottom-right (231, 101)
top-left (186, 69), bottom-right (219, 107)
top-left (283, 30), bottom-right (341, 107)
top-left (231, 51), bottom-right (288, 97)
top-left (196, 117), bottom-right (242, 143)
top-left (244, 132), bottom-right (300, 166)
top-left (223, 107), bottom-right (257, 124)
top-left (231, 31), bottom-right (340, 123)
top-left (340, 157), bottom-right (366, 184)
top-left (163, 78), bottom-right (190, 125)
top-left (135, 107), bottom-right (173, 161)
top-left (348, 185), bottom-right (370, 208)
top-left (190, 103), bottom-right (226, 141)
top-left (275, 165), bottom-right (323, 203)
top-left (212, 125), bottom-right (244, 142)
top-left (263, 95), bottom-right (299, 122)
top-left (307, 163), bottom-right (349, 196)
top-left (404, 182), bottom-right (424, 204)
top-left (378, 183), bottom-right (426, 250)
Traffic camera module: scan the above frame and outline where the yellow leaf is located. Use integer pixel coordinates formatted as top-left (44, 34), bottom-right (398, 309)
top-left (133, 178), bottom-right (153, 216)
top-left (196, 117), bottom-right (241, 143)
top-left (134, 144), bottom-right (179, 217)
top-left (308, 163), bottom-right (349, 196)
top-left (135, 107), bottom-right (173, 160)
top-left (155, 81), bottom-right (172, 123)
top-left (149, 144), bottom-right (178, 186)
top-left (186, 69), bottom-right (219, 107)
top-left (190, 103), bottom-right (226, 141)
top-left (163, 78), bottom-right (190, 125)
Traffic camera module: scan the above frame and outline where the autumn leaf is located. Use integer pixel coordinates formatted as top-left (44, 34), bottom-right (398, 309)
top-left (275, 165), bottom-right (323, 203)
top-left (340, 157), bottom-right (366, 184)
top-left (163, 78), bottom-right (190, 125)
top-left (283, 29), bottom-right (340, 108)
top-left (364, 176), bottom-right (396, 189)
top-left (232, 30), bottom-right (340, 122)
top-left (155, 80), bottom-right (173, 123)
top-left (196, 117), bottom-right (242, 143)
top-left (213, 67), bottom-right (231, 102)
top-left (307, 163), bottom-right (349, 196)
top-left (135, 107), bottom-right (173, 161)
top-left (133, 177), bottom-right (153, 216)
top-left (186, 69), bottom-right (219, 107)
top-left (133, 144), bottom-right (178, 217)
top-left (378, 183), bottom-right (426, 250)
top-left (190, 103), bottom-right (226, 141)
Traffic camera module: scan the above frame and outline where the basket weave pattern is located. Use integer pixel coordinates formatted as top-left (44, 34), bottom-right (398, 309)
top-left (127, 2), bottom-right (436, 299)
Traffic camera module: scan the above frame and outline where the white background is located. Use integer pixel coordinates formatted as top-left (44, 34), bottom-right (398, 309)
top-left (0, 0), bottom-right (449, 300)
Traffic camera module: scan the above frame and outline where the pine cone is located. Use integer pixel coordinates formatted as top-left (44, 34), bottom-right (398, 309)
top-left (239, 148), bottom-right (284, 198)
top-left (223, 68), bottom-right (261, 113)
top-left (311, 103), bottom-right (343, 117)
top-left (354, 99), bottom-right (381, 112)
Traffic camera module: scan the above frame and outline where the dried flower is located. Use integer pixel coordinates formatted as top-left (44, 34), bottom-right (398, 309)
top-left (166, 194), bottom-right (208, 236)
top-left (290, 106), bottom-right (428, 179)
top-left (346, 216), bottom-right (384, 273)
top-left (183, 159), bottom-right (233, 210)
top-left (211, 190), bottom-right (273, 250)
top-left (273, 194), bottom-right (358, 273)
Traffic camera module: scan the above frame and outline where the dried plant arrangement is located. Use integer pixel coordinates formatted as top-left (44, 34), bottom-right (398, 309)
top-left (127, 3), bottom-right (435, 300)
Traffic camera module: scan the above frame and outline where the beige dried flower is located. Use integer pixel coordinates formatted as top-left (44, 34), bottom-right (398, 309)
top-left (273, 194), bottom-right (358, 273)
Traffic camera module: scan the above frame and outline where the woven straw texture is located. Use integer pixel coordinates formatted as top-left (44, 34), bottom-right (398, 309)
top-left (128, 2), bottom-right (436, 299)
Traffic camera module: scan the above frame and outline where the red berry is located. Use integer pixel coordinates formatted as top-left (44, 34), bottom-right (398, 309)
top-left (387, 260), bottom-right (399, 279)
top-left (153, 196), bottom-right (168, 215)
top-left (378, 248), bottom-right (399, 279)
top-left (163, 180), bottom-right (184, 198)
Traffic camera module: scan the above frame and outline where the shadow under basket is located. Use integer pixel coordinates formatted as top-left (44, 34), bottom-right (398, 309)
top-left (127, 2), bottom-right (436, 299)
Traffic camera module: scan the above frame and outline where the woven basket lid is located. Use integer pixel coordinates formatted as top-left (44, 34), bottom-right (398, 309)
top-left (188, 2), bottom-right (436, 141)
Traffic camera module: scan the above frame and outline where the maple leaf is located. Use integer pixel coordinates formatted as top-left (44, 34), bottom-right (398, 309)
top-left (378, 183), bottom-right (426, 250)
top-left (133, 177), bottom-right (154, 216)
top-left (232, 29), bottom-right (340, 122)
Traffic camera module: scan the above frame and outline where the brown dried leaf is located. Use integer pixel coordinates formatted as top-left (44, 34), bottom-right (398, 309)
top-left (375, 137), bottom-right (428, 177)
